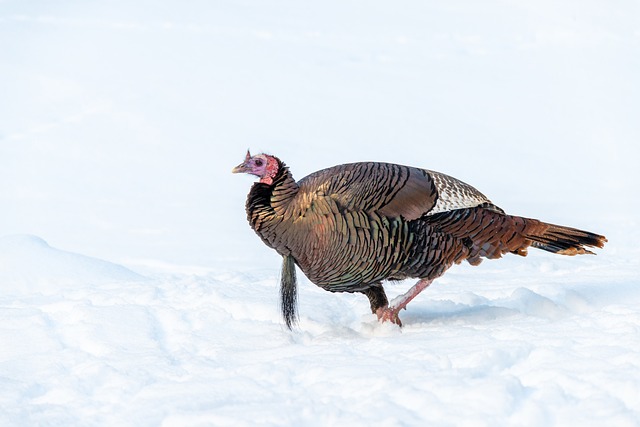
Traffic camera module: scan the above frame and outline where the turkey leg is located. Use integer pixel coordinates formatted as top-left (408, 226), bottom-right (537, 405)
top-left (376, 278), bottom-right (434, 326)
top-left (361, 286), bottom-right (389, 313)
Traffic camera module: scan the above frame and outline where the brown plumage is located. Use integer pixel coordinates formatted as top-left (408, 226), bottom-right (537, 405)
top-left (233, 151), bottom-right (607, 328)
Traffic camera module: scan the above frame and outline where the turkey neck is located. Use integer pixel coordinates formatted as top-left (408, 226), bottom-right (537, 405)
top-left (245, 160), bottom-right (299, 255)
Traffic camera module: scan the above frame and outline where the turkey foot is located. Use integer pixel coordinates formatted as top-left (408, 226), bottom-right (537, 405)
top-left (376, 306), bottom-right (403, 326)
top-left (376, 278), bottom-right (434, 326)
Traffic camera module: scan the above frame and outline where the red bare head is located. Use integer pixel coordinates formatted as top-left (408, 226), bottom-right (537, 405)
top-left (232, 150), bottom-right (280, 185)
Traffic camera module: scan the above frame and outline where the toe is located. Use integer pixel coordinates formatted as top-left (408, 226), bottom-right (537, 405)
top-left (376, 307), bottom-right (403, 326)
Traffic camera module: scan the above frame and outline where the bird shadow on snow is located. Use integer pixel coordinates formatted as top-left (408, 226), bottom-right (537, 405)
top-left (356, 287), bottom-right (570, 333)
top-left (298, 286), bottom-right (576, 340)
top-left (355, 257), bottom-right (629, 331)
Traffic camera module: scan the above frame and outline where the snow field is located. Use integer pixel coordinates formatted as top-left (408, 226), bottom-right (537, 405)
top-left (2, 0), bottom-right (639, 425)
top-left (1, 236), bottom-right (638, 426)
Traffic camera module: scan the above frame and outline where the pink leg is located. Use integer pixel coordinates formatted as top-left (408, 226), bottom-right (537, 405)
top-left (376, 278), bottom-right (434, 326)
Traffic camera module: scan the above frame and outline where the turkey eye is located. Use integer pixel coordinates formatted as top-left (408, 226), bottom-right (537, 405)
top-left (255, 159), bottom-right (264, 166)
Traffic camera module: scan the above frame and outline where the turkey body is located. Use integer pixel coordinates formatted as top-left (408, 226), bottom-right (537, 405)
top-left (234, 153), bottom-right (606, 327)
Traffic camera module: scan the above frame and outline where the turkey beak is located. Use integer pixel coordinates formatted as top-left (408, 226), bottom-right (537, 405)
top-left (232, 150), bottom-right (252, 174)
top-left (232, 162), bottom-right (249, 174)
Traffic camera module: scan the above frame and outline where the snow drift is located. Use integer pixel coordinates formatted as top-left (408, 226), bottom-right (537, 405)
top-left (0, 235), bottom-right (145, 295)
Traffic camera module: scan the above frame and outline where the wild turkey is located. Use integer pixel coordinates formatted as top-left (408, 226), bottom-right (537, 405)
top-left (233, 151), bottom-right (607, 328)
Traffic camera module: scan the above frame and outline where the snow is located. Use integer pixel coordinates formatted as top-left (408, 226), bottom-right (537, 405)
top-left (1, 1), bottom-right (639, 426)
top-left (0, 235), bottom-right (144, 294)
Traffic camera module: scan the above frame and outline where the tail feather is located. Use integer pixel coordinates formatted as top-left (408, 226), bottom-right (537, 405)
top-left (527, 223), bottom-right (607, 256)
top-left (426, 207), bottom-right (607, 264)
